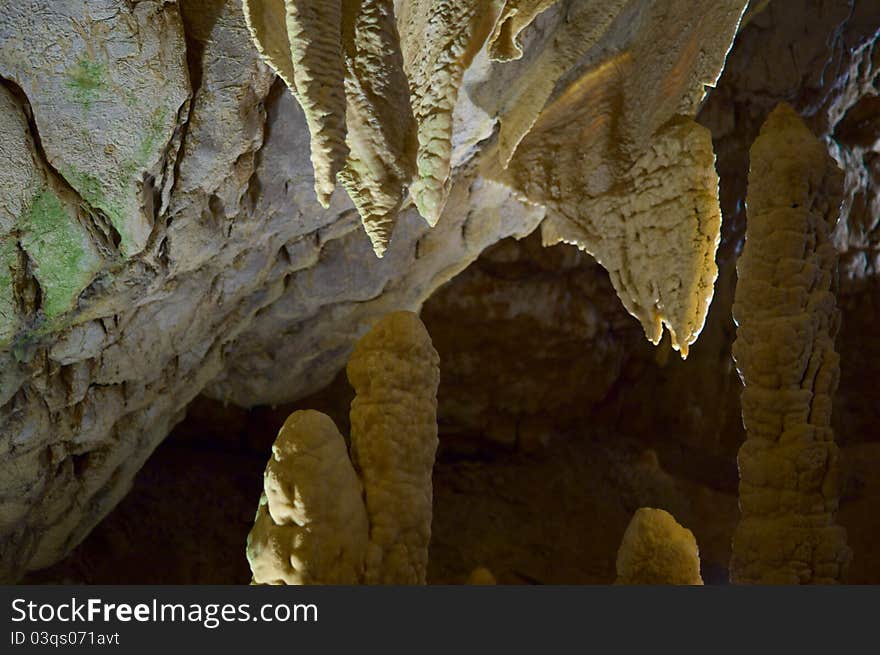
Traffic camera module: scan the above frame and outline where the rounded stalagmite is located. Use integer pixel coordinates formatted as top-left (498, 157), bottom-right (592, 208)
top-left (615, 507), bottom-right (704, 585)
top-left (247, 410), bottom-right (369, 585)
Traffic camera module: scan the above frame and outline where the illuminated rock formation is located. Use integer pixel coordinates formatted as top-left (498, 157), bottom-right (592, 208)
top-left (499, 0), bottom-right (748, 356)
top-left (397, 1), bottom-right (502, 225)
top-left (347, 310), bottom-right (441, 584)
top-left (490, 0), bottom-right (631, 169)
top-left (242, 0), bottom-right (349, 207)
top-left (539, 118), bottom-right (722, 357)
top-left (730, 103), bottom-right (851, 584)
top-left (615, 507), bottom-right (703, 585)
top-left (487, 0), bottom-right (559, 62)
top-left (243, 0), bottom-right (496, 251)
top-left (247, 410), bottom-right (369, 584)
top-left (338, 0), bottom-right (416, 256)
top-left (240, 0), bottom-right (743, 310)
top-left (247, 310), bottom-right (439, 584)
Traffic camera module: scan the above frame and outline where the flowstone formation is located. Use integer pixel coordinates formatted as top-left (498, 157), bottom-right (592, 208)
top-left (730, 104), bottom-right (851, 584)
top-left (247, 311), bottom-right (440, 585)
top-left (538, 118), bottom-right (722, 357)
top-left (491, 0), bottom-right (746, 357)
top-left (615, 508), bottom-right (703, 585)
top-left (0, 0), bottom-right (751, 582)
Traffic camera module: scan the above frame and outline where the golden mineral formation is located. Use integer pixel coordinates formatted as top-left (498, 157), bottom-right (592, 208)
top-left (467, 567), bottom-right (498, 585)
top-left (500, 1), bottom-right (747, 358)
top-left (347, 310), bottom-right (441, 584)
top-left (615, 508), bottom-right (703, 585)
top-left (539, 118), bottom-right (722, 358)
top-left (243, 0), bottom-right (506, 253)
top-left (246, 410), bottom-right (369, 584)
top-left (730, 103), bottom-right (851, 584)
top-left (241, 0), bottom-right (744, 349)
top-left (243, 0), bottom-right (417, 255)
top-left (247, 311), bottom-right (440, 584)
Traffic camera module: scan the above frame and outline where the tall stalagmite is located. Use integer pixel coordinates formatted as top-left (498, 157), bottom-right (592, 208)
top-left (347, 310), bottom-right (440, 584)
top-left (730, 103), bottom-right (851, 584)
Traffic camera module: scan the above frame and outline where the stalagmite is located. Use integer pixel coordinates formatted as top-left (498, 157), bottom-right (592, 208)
top-left (615, 508), bottom-right (703, 585)
top-left (467, 567), bottom-right (497, 585)
top-left (247, 311), bottom-right (439, 584)
top-left (246, 410), bottom-right (369, 585)
top-left (347, 310), bottom-right (441, 584)
top-left (730, 103), bottom-right (851, 584)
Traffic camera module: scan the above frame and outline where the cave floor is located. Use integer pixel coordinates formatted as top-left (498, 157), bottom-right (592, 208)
top-left (25, 398), bottom-right (880, 585)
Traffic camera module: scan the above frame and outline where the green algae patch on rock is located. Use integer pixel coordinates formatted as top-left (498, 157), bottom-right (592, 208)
top-left (0, 237), bottom-right (19, 346)
top-left (65, 56), bottom-right (109, 111)
top-left (0, 0), bottom-right (190, 259)
top-left (19, 188), bottom-right (103, 319)
top-left (61, 166), bottom-right (127, 244)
